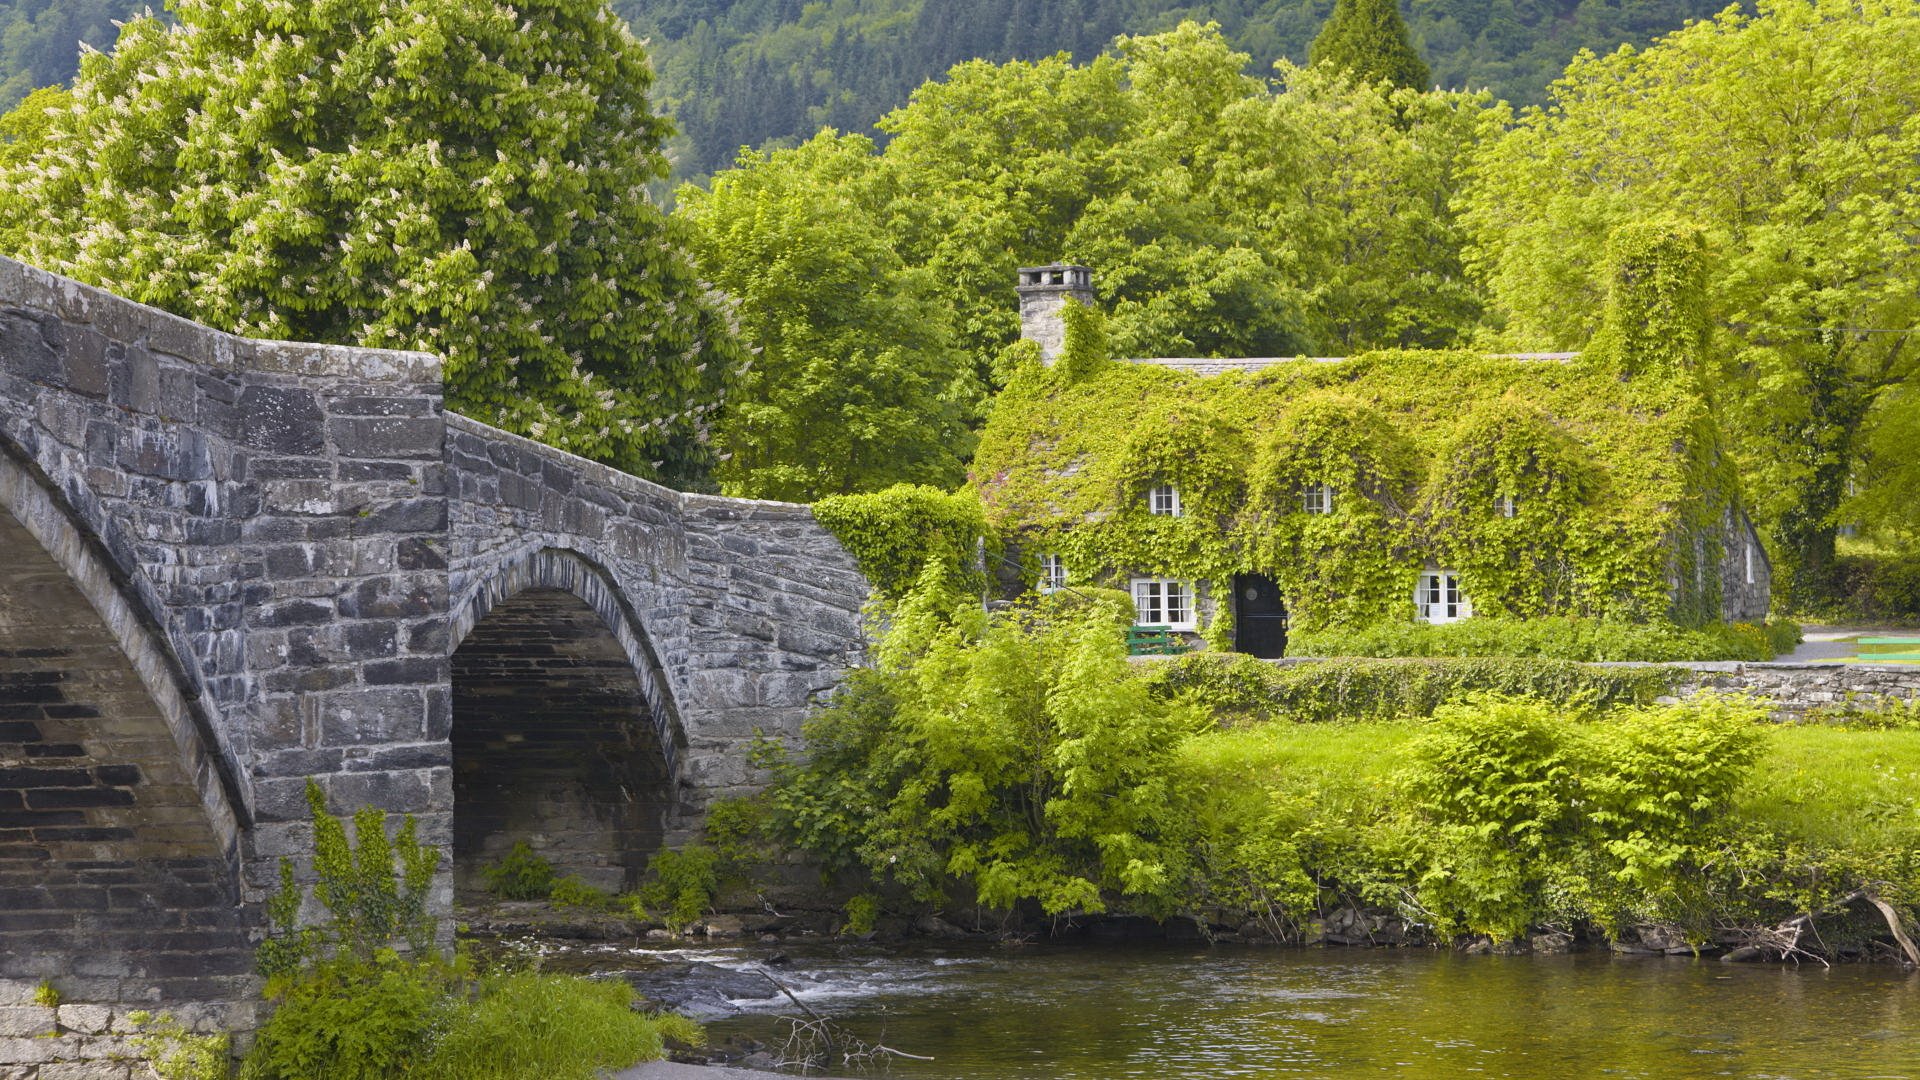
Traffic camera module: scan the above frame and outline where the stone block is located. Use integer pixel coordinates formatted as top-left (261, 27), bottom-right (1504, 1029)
top-left (52, 1007), bottom-right (108, 1037)
top-left (0, 1008), bottom-right (53, 1038)
top-left (238, 385), bottom-right (324, 455)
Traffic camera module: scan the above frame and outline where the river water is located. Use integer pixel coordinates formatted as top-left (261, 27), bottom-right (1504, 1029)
top-left (547, 938), bottom-right (1920, 1079)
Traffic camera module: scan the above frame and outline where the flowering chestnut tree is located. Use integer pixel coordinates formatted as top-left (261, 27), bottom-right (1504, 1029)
top-left (0, 0), bottom-right (742, 485)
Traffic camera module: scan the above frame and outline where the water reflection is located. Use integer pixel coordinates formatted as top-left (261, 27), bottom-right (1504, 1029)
top-left (580, 940), bottom-right (1920, 1078)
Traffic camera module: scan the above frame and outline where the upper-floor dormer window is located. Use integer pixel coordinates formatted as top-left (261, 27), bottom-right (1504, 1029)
top-left (1040, 553), bottom-right (1067, 593)
top-left (1303, 483), bottom-right (1335, 515)
top-left (1149, 484), bottom-right (1182, 517)
top-left (1496, 494), bottom-right (1517, 518)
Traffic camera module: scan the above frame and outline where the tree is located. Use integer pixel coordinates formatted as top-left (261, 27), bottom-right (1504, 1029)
top-left (0, 0), bottom-right (743, 486)
top-left (1308, 0), bottom-right (1432, 90)
top-left (1457, 0), bottom-right (1920, 606)
top-left (677, 133), bottom-right (980, 500)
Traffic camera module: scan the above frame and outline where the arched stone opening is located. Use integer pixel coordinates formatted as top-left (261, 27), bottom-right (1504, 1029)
top-left (450, 563), bottom-right (679, 900)
top-left (0, 501), bottom-right (251, 1010)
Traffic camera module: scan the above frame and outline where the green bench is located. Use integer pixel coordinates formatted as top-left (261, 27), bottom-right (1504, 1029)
top-left (1127, 625), bottom-right (1186, 656)
top-left (1856, 637), bottom-right (1920, 664)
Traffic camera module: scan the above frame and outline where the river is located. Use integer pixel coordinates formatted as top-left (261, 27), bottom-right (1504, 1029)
top-left (535, 937), bottom-right (1920, 1078)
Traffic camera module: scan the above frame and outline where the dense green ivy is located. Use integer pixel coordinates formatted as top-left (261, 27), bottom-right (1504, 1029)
top-left (811, 484), bottom-right (990, 599)
top-left (971, 223), bottom-right (1755, 634)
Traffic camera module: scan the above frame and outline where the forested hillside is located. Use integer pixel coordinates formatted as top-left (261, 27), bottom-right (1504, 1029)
top-left (0, 0), bottom-right (125, 106)
top-left (622, 0), bottom-right (1732, 176)
top-left (2, 0), bottom-right (1734, 176)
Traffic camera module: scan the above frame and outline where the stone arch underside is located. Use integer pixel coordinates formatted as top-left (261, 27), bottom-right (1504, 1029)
top-left (0, 487), bottom-right (251, 1010)
top-left (450, 549), bottom-right (683, 897)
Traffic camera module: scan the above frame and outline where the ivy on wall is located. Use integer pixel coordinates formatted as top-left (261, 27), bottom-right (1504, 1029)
top-left (811, 483), bottom-right (990, 599)
top-left (969, 223), bottom-right (1753, 635)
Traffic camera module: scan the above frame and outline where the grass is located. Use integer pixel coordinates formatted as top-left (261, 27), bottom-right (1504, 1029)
top-left (1734, 726), bottom-right (1920, 850)
top-left (1182, 718), bottom-right (1920, 855)
top-left (416, 971), bottom-right (700, 1080)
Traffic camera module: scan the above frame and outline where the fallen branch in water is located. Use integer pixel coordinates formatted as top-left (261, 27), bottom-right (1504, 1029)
top-left (755, 967), bottom-right (934, 1071)
top-left (1722, 889), bottom-right (1919, 966)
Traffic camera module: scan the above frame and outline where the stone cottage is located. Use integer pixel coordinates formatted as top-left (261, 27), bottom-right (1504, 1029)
top-left (972, 228), bottom-right (1769, 657)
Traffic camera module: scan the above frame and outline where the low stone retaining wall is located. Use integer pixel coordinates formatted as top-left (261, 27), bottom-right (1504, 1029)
top-left (1262, 656), bottom-right (1920, 719)
top-left (1654, 660), bottom-right (1920, 719)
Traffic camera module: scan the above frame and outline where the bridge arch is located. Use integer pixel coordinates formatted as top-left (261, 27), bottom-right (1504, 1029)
top-left (0, 439), bottom-right (251, 1003)
top-left (449, 546), bottom-right (687, 896)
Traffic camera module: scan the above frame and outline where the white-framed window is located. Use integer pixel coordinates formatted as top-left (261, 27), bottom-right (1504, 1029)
top-left (1148, 484), bottom-right (1182, 517)
top-left (1303, 483), bottom-right (1335, 515)
top-left (1040, 553), bottom-right (1067, 593)
top-left (1416, 570), bottom-right (1471, 624)
top-left (1745, 541), bottom-right (1755, 585)
top-left (1132, 578), bottom-right (1195, 630)
top-left (1496, 494), bottom-right (1517, 518)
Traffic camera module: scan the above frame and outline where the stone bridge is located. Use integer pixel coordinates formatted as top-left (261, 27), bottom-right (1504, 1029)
top-left (0, 254), bottom-right (868, 1064)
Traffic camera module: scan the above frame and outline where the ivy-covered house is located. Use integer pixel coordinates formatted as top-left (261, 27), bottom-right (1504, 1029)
top-left (971, 227), bottom-right (1770, 657)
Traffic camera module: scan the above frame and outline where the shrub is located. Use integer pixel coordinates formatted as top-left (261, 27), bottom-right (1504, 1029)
top-left (242, 955), bottom-right (452, 1080)
top-left (548, 877), bottom-right (614, 911)
top-left (1824, 551), bottom-right (1920, 623)
top-left (482, 841), bottom-right (557, 901)
top-left (245, 784), bottom-right (690, 1079)
top-left (1146, 652), bottom-right (1674, 724)
top-left (843, 894), bottom-right (880, 935)
top-left (763, 582), bottom-right (1203, 916)
top-left (811, 484), bottom-right (991, 598)
top-left (1289, 615), bottom-right (1800, 662)
top-left (632, 847), bottom-right (720, 932)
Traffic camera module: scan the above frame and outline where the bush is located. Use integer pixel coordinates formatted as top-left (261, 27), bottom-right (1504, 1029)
top-left (548, 876), bottom-right (613, 911)
top-left (1146, 652), bottom-right (1675, 724)
top-left (482, 841), bottom-right (558, 901)
top-left (632, 847), bottom-right (720, 931)
top-left (1289, 615), bottom-right (1800, 662)
top-left (245, 784), bottom-right (691, 1078)
top-left (242, 955), bottom-right (452, 1080)
top-left (763, 580), bottom-right (1203, 915)
top-left (1824, 551), bottom-right (1920, 623)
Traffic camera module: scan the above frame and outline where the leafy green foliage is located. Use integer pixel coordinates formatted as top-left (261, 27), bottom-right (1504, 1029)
top-left (1146, 652), bottom-right (1677, 724)
top-left (1457, 0), bottom-right (1920, 604)
top-left (679, 132), bottom-right (980, 500)
top-left (766, 578), bottom-right (1920, 945)
top-left (257, 781), bottom-right (438, 980)
top-left (763, 583), bottom-right (1202, 915)
top-left (1308, 0), bottom-right (1431, 89)
top-left (0, 0), bottom-right (743, 486)
top-left (482, 841), bottom-right (558, 902)
top-left (242, 953), bottom-right (452, 1080)
top-left (842, 893), bottom-right (881, 935)
top-left (1289, 616), bottom-right (1800, 663)
top-left (548, 876), bottom-right (614, 911)
top-left (632, 846), bottom-right (720, 932)
top-left (624, 0), bottom-right (1729, 179)
top-left (247, 784), bottom-right (683, 1078)
top-left (811, 483), bottom-right (989, 599)
top-left (29, 979), bottom-right (55, 1007)
top-left (415, 971), bottom-right (700, 1080)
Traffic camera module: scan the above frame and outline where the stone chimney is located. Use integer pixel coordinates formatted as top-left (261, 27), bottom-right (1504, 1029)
top-left (1016, 263), bottom-right (1094, 366)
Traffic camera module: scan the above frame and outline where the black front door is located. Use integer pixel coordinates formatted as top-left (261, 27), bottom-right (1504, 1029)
top-left (1233, 573), bottom-right (1288, 658)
